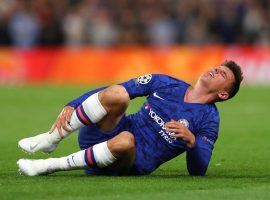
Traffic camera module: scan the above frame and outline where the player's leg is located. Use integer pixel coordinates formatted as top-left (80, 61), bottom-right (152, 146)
top-left (17, 131), bottom-right (135, 176)
top-left (18, 85), bottom-right (130, 154)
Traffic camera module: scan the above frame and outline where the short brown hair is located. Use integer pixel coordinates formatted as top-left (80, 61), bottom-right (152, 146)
top-left (222, 60), bottom-right (243, 99)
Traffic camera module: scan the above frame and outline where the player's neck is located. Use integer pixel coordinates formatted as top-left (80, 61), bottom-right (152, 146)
top-left (184, 86), bottom-right (215, 104)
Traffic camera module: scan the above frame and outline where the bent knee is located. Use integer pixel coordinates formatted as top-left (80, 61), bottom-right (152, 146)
top-left (109, 131), bottom-right (135, 155)
top-left (118, 131), bottom-right (135, 150)
top-left (99, 85), bottom-right (130, 109)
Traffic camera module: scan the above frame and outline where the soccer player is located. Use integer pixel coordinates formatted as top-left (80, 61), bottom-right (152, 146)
top-left (17, 60), bottom-right (243, 176)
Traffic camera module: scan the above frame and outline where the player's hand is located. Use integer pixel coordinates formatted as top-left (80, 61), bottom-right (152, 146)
top-left (165, 120), bottom-right (195, 148)
top-left (50, 106), bottom-right (75, 136)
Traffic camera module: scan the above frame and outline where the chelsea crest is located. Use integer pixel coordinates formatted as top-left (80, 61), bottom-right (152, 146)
top-left (178, 118), bottom-right (189, 128)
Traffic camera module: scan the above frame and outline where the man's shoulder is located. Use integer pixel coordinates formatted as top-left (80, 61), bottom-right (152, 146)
top-left (152, 74), bottom-right (190, 87)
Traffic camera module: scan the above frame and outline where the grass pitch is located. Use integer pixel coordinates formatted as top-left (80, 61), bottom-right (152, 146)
top-left (0, 85), bottom-right (269, 200)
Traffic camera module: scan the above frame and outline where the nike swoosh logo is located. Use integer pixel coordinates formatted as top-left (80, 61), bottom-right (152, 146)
top-left (30, 142), bottom-right (38, 150)
top-left (67, 121), bottom-right (74, 129)
top-left (71, 155), bottom-right (77, 167)
top-left (153, 92), bottom-right (165, 100)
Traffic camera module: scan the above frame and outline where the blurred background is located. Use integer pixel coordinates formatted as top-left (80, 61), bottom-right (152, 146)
top-left (1, 2), bottom-right (270, 196)
top-left (0, 0), bottom-right (270, 85)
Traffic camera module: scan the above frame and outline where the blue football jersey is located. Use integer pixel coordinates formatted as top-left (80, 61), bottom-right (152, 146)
top-left (120, 74), bottom-right (220, 175)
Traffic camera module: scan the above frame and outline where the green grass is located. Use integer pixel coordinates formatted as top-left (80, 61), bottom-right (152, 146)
top-left (0, 85), bottom-right (270, 200)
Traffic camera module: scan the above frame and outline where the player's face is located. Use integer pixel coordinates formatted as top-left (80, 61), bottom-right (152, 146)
top-left (199, 66), bottom-right (235, 100)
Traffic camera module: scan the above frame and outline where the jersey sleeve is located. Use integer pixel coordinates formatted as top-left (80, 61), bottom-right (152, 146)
top-left (186, 107), bottom-right (219, 176)
top-left (119, 74), bottom-right (170, 99)
top-left (66, 86), bottom-right (107, 108)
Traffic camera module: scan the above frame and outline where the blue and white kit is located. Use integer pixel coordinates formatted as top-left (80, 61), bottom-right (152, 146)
top-left (66, 74), bottom-right (220, 176)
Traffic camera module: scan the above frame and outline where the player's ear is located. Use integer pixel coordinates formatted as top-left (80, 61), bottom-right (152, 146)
top-left (218, 91), bottom-right (229, 101)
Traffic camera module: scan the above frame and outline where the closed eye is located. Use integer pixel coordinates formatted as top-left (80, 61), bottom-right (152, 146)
top-left (215, 68), bottom-right (227, 79)
top-left (221, 71), bottom-right (227, 79)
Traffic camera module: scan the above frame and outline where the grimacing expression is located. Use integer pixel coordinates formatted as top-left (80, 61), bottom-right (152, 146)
top-left (200, 66), bottom-right (235, 97)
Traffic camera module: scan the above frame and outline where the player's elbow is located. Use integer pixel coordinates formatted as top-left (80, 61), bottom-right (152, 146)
top-left (187, 162), bottom-right (208, 176)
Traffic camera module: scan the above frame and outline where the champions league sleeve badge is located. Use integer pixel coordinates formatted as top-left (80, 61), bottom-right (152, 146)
top-left (137, 74), bottom-right (152, 85)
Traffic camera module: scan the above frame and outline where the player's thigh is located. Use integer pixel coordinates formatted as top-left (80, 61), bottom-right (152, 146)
top-left (97, 113), bottom-right (124, 132)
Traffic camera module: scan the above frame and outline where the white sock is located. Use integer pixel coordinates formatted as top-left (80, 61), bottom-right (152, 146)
top-left (85, 141), bottom-right (117, 168)
top-left (45, 141), bottom-right (116, 173)
top-left (81, 92), bottom-right (107, 124)
top-left (49, 92), bottom-right (107, 144)
top-left (47, 150), bottom-right (87, 171)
